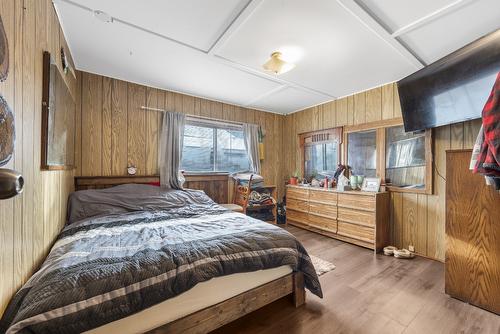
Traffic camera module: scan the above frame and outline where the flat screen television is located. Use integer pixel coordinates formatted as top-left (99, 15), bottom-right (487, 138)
top-left (398, 29), bottom-right (500, 132)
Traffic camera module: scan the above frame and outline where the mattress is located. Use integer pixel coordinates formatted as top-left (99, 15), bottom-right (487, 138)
top-left (86, 265), bottom-right (293, 334)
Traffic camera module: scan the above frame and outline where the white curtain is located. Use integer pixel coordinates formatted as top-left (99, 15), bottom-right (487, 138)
top-left (159, 111), bottom-right (186, 189)
top-left (243, 123), bottom-right (261, 174)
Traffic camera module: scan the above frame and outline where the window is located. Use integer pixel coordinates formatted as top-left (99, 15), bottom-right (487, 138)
top-left (347, 130), bottom-right (377, 177)
top-left (344, 119), bottom-right (433, 194)
top-left (181, 118), bottom-right (250, 173)
top-left (385, 125), bottom-right (426, 189)
top-left (300, 127), bottom-right (342, 180)
top-left (304, 142), bottom-right (339, 179)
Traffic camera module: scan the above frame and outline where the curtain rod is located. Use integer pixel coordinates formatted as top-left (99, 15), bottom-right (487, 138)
top-left (140, 106), bottom-right (250, 126)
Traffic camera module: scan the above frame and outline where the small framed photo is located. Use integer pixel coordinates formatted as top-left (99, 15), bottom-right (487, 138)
top-left (361, 177), bottom-right (381, 192)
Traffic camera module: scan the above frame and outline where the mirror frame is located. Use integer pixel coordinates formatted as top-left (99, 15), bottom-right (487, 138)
top-left (299, 127), bottom-right (343, 179)
top-left (41, 51), bottom-right (75, 171)
top-left (343, 118), bottom-right (433, 195)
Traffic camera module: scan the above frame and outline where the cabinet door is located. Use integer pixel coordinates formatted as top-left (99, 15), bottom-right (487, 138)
top-left (445, 150), bottom-right (500, 314)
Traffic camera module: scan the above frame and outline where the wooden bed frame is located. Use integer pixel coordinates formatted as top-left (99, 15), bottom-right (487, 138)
top-left (73, 175), bottom-right (306, 333)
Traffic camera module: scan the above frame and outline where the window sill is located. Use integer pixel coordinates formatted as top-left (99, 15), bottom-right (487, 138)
top-left (183, 172), bottom-right (230, 176)
top-left (384, 185), bottom-right (432, 195)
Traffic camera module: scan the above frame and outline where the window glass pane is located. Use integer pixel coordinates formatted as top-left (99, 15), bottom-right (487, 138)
top-left (324, 142), bottom-right (338, 172)
top-left (386, 125), bottom-right (426, 188)
top-left (181, 124), bottom-right (214, 172)
top-left (347, 130), bottom-right (376, 177)
top-left (180, 121), bottom-right (251, 173)
top-left (304, 142), bottom-right (338, 179)
top-left (216, 128), bottom-right (250, 173)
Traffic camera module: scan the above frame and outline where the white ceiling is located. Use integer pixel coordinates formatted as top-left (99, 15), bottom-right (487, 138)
top-left (54, 0), bottom-right (500, 114)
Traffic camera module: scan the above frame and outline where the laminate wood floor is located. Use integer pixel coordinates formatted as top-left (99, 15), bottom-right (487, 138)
top-left (213, 225), bottom-right (500, 334)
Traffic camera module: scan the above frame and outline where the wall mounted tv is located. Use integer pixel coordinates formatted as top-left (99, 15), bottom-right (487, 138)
top-left (398, 29), bottom-right (500, 132)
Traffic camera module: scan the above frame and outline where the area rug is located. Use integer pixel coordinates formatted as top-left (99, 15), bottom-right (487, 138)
top-left (309, 255), bottom-right (336, 276)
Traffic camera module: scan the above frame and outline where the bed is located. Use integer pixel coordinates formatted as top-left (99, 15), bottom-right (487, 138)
top-left (0, 177), bottom-right (322, 334)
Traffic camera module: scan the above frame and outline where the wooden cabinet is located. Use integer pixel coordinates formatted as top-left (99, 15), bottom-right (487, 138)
top-left (286, 185), bottom-right (390, 252)
top-left (445, 150), bottom-right (499, 315)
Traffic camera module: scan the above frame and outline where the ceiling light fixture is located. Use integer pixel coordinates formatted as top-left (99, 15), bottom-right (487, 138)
top-left (94, 10), bottom-right (113, 23)
top-left (263, 51), bottom-right (295, 75)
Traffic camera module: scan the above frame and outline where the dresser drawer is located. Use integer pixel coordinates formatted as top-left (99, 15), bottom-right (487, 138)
top-left (309, 202), bottom-right (337, 218)
top-left (287, 198), bottom-right (309, 213)
top-left (287, 187), bottom-right (309, 200)
top-left (286, 209), bottom-right (309, 223)
top-left (309, 190), bottom-right (337, 204)
top-left (337, 221), bottom-right (374, 243)
top-left (337, 207), bottom-right (375, 227)
top-left (338, 193), bottom-right (375, 211)
top-left (308, 214), bottom-right (337, 233)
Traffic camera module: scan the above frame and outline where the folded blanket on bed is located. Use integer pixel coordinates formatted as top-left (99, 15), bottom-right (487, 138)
top-left (0, 185), bottom-right (322, 334)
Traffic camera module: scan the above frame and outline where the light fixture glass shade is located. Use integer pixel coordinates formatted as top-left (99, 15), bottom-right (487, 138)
top-left (263, 52), bottom-right (295, 75)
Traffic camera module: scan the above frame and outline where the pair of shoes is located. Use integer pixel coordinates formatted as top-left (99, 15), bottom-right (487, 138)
top-left (383, 246), bottom-right (397, 256)
top-left (383, 246), bottom-right (415, 259)
top-left (393, 249), bottom-right (415, 259)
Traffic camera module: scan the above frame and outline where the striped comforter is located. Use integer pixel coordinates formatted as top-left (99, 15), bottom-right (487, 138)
top-left (0, 196), bottom-right (322, 333)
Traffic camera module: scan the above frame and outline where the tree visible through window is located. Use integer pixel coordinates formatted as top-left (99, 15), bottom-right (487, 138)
top-left (181, 119), bottom-right (250, 173)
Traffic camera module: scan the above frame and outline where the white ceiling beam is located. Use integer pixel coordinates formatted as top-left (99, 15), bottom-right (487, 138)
top-left (391, 0), bottom-right (476, 37)
top-left (212, 55), bottom-right (336, 99)
top-left (55, 0), bottom-right (208, 53)
top-left (336, 0), bottom-right (425, 70)
top-left (243, 84), bottom-right (288, 107)
top-left (207, 0), bottom-right (265, 55)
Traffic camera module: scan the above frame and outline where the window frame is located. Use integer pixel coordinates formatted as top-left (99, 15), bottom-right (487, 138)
top-left (345, 129), bottom-right (378, 179)
top-left (181, 116), bottom-right (251, 174)
top-left (343, 118), bottom-right (433, 195)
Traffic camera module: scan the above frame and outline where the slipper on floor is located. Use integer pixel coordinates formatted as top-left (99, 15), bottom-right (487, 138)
top-left (393, 249), bottom-right (415, 259)
top-left (383, 246), bottom-right (397, 256)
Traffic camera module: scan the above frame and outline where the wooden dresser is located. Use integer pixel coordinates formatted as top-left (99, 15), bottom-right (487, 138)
top-left (286, 185), bottom-right (390, 252)
top-left (445, 150), bottom-right (499, 314)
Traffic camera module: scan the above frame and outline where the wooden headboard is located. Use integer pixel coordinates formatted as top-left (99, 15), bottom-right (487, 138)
top-left (75, 175), bottom-right (159, 191)
top-left (74, 174), bottom-right (230, 204)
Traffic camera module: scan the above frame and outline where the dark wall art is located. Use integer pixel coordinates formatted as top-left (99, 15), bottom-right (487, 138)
top-left (0, 14), bottom-right (9, 82)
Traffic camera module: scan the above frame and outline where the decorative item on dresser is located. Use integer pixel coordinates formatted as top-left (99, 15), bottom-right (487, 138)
top-left (286, 185), bottom-right (390, 252)
top-left (445, 149), bottom-right (499, 315)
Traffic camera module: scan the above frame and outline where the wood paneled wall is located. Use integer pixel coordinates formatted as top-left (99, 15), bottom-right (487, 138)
top-left (283, 83), bottom-right (482, 261)
top-left (74, 72), bottom-right (285, 199)
top-left (0, 0), bottom-right (76, 315)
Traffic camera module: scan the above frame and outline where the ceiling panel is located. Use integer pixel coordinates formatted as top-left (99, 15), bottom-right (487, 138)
top-left (248, 87), bottom-right (331, 114)
top-left (216, 0), bottom-right (417, 98)
top-left (398, 0), bottom-right (500, 64)
top-left (357, 0), bottom-right (456, 33)
top-left (70, 0), bottom-right (250, 51)
top-left (55, 1), bottom-right (281, 107)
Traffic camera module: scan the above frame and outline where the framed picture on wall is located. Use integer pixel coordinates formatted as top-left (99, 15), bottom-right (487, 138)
top-left (361, 177), bottom-right (381, 192)
top-left (41, 51), bottom-right (76, 170)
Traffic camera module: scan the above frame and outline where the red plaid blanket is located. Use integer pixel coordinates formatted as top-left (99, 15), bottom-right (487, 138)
top-left (474, 72), bottom-right (500, 176)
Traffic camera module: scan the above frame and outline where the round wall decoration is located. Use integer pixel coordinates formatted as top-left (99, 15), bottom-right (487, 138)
top-left (0, 95), bottom-right (15, 167)
top-left (0, 15), bottom-right (9, 82)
